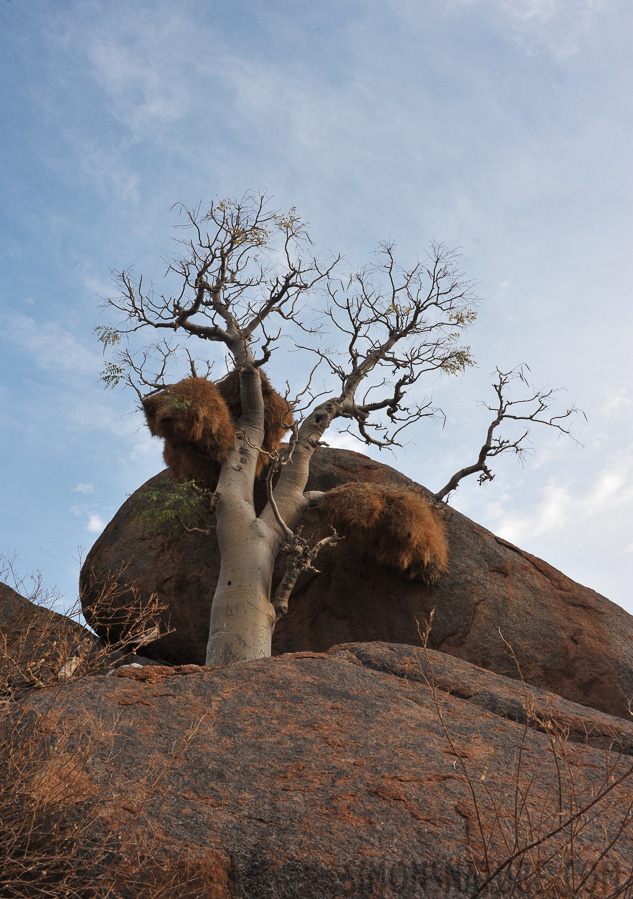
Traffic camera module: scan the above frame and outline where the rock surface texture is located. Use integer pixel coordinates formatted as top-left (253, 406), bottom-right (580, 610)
top-left (81, 447), bottom-right (633, 719)
top-left (4, 644), bottom-right (633, 898)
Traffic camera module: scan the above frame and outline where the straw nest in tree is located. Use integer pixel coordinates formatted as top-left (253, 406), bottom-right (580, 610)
top-left (216, 369), bottom-right (294, 476)
top-left (314, 482), bottom-right (448, 583)
top-left (142, 371), bottom-right (293, 490)
top-left (142, 378), bottom-right (235, 491)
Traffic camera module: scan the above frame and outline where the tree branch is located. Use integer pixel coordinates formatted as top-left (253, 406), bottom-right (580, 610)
top-left (433, 365), bottom-right (583, 503)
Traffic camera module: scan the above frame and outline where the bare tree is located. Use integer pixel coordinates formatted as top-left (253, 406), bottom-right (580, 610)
top-left (97, 192), bottom-right (578, 666)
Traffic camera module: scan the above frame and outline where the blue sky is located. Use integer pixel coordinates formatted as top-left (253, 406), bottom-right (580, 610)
top-left (1, 0), bottom-right (631, 614)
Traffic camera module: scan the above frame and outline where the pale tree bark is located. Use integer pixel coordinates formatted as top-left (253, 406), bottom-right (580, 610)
top-left (206, 364), bottom-right (275, 664)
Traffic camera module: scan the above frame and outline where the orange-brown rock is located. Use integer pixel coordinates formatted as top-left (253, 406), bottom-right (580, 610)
top-left (80, 447), bottom-right (633, 720)
top-left (3, 644), bottom-right (633, 897)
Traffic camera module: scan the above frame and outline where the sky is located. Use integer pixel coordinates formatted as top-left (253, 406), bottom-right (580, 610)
top-left (1, 0), bottom-right (632, 616)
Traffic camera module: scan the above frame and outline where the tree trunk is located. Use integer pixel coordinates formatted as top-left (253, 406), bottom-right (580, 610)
top-left (205, 379), bottom-right (338, 666)
top-left (203, 363), bottom-right (281, 666)
top-left (206, 512), bottom-right (277, 666)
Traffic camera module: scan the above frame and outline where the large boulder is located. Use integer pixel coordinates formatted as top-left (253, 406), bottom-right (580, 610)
top-left (3, 644), bottom-right (633, 897)
top-left (80, 447), bottom-right (633, 719)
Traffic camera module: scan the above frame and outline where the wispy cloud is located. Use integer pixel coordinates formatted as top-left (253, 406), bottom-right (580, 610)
top-left (602, 388), bottom-right (632, 421)
top-left (73, 483), bottom-right (94, 494)
top-left (0, 313), bottom-right (100, 376)
top-left (502, 0), bottom-right (607, 24)
top-left (487, 450), bottom-right (633, 545)
top-left (83, 7), bottom-right (214, 139)
top-left (500, 0), bottom-right (559, 22)
top-left (77, 143), bottom-right (141, 205)
top-left (446, 0), bottom-right (609, 56)
top-left (494, 279), bottom-right (511, 300)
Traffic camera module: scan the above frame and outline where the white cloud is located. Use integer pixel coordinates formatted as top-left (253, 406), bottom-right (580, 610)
top-left (87, 514), bottom-right (105, 534)
top-left (446, 0), bottom-right (609, 56)
top-left (494, 479), bottom-right (570, 543)
top-left (83, 271), bottom-right (117, 301)
top-left (325, 429), bottom-right (370, 453)
top-left (127, 428), bottom-right (164, 468)
top-left (500, 0), bottom-right (558, 21)
top-left (452, 0), bottom-right (607, 25)
top-left (494, 279), bottom-right (511, 299)
top-left (78, 143), bottom-right (141, 205)
top-left (510, 0), bottom-right (608, 56)
top-left (69, 505), bottom-right (105, 534)
top-left (485, 450), bottom-right (633, 545)
top-left (84, 8), bottom-right (206, 138)
top-left (584, 466), bottom-right (632, 510)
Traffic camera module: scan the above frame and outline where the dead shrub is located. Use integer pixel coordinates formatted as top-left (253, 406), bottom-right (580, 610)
top-left (142, 378), bottom-right (235, 491)
top-left (0, 557), bottom-right (208, 897)
top-left (78, 563), bottom-right (170, 666)
top-left (216, 369), bottom-right (293, 476)
top-left (314, 482), bottom-right (448, 583)
top-left (2, 558), bottom-right (170, 703)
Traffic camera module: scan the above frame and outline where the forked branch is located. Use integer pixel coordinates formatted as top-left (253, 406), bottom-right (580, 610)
top-left (433, 365), bottom-right (583, 502)
top-left (263, 447), bottom-right (334, 620)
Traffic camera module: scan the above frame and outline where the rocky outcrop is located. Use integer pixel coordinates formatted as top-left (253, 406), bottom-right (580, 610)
top-left (80, 447), bottom-right (633, 719)
top-left (3, 643), bottom-right (633, 898)
top-left (0, 583), bottom-right (161, 698)
top-left (0, 582), bottom-right (103, 698)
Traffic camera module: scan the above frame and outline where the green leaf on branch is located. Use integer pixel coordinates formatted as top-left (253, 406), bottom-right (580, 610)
top-left (441, 347), bottom-right (476, 375)
top-left (93, 325), bottom-right (121, 348)
top-left (134, 480), bottom-right (211, 535)
top-left (100, 362), bottom-right (125, 388)
top-left (160, 391), bottom-right (192, 413)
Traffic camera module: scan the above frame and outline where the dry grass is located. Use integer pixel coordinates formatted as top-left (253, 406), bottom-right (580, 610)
top-left (142, 371), bottom-right (293, 489)
top-left (314, 482), bottom-right (448, 583)
top-left (142, 378), bottom-right (235, 491)
top-left (0, 558), bottom-right (210, 898)
top-left (417, 619), bottom-right (633, 898)
top-left (0, 695), bottom-right (212, 898)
